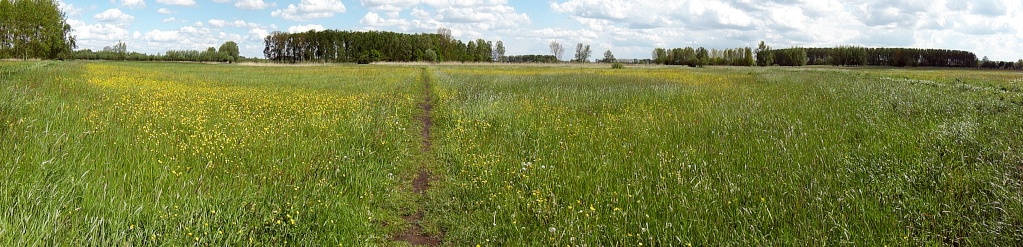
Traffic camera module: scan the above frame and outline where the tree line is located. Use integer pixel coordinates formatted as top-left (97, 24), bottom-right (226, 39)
top-left (262, 28), bottom-right (503, 63)
top-left (72, 41), bottom-right (244, 63)
top-left (803, 46), bottom-right (978, 67)
top-left (0, 0), bottom-right (76, 59)
top-left (651, 46), bottom-right (755, 67)
top-left (505, 55), bottom-right (558, 63)
top-left (755, 42), bottom-right (986, 67)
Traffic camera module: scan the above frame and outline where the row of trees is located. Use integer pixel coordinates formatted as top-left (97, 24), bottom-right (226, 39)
top-left (755, 42), bottom-right (983, 67)
top-left (980, 57), bottom-right (1023, 70)
top-left (0, 0), bottom-right (76, 59)
top-left (262, 28), bottom-right (502, 63)
top-left (505, 55), bottom-right (558, 63)
top-left (802, 46), bottom-right (978, 67)
top-left (72, 41), bottom-right (243, 63)
top-left (651, 47), bottom-right (755, 67)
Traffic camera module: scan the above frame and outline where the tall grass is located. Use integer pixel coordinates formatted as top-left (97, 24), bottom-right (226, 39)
top-left (427, 66), bottom-right (1023, 245)
top-left (4, 62), bottom-right (1022, 245)
top-left (1, 62), bottom-right (422, 245)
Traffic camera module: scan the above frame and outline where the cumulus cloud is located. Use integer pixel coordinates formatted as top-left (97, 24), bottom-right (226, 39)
top-left (68, 19), bottom-right (131, 43)
top-left (353, 0), bottom-right (530, 40)
top-left (236, 0), bottom-right (273, 10)
top-left (141, 25), bottom-right (227, 52)
top-left (57, 0), bottom-right (84, 18)
top-left (156, 0), bottom-right (195, 6)
top-left (94, 8), bottom-right (135, 24)
top-left (145, 30), bottom-right (180, 43)
top-left (540, 0), bottom-right (1023, 61)
top-left (360, 12), bottom-right (411, 30)
top-left (157, 8), bottom-right (175, 14)
top-left (209, 19), bottom-right (262, 29)
top-left (117, 0), bottom-right (146, 8)
top-left (249, 27), bottom-right (270, 41)
top-left (288, 24), bottom-right (326, 33)
top-left (271, 0), bottom-right (347, 21)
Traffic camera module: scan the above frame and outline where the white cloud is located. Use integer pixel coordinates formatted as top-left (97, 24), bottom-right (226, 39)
top-left (209, 19), bottom-right (227, 28)
top-left (141, 25), bottom-right (226, 52)
top-left (288, 24), bottom-right (326, 33)
top-left (542, 0), bottom-right (1023, 61)
top-left (209, 19), bottom-right (262, 29)
top-left (57, 0), bottom-right (84, 18)
top-left (272, 0), bottom-right (347, 21)
top-left (162, 17), bottom-right (176, 23)
top-left (236, 0), bottom-right (272, 10)
top-left (94, 8), bottom-right (135, 23)
top-left (360, 12), bottom-right (410, 30)
top-left (361, 0), bottom-right (419, 12)
top-left (157, 8), bottom-right (175, 14)
top-left (144, 30), bottom-right (180, 42)
top-left (156, 0), bottom-right (195, 6)
top-left (249, 27), bottom-right (270, 41)
top-left (117, 0), bottom-right (146, 8)
top-left (67, 19), bottom-right (130, 44)
top-left (352, 0), bottom-right (529, 42)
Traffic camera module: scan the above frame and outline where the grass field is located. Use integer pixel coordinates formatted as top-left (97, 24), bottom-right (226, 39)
top-left (2, 61), bottom-right (1022, 245)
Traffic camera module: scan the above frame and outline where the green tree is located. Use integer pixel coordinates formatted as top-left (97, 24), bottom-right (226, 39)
top-left (695, 47), bottom-right (709, 67)
top-left (493, 40), bottom-right (505, 62)
top-left (466, 40), bottom-right (477, 62)
top-left (424, 49), bottom-right (438, 63)
top-left (574, 43), bottom-right (591, 63)
top-left (0, 0), bottom-right (75, 59)
top-left (599, 50), bottom-right (616, 63)
top-left (755, 41), bottom-right (773, 66)
top-left (652, 48), bottom-right (667, 64)
top-left (681, 47), bottom-right (696, 66)
top-left (219, 41), bottom-right (240, 63)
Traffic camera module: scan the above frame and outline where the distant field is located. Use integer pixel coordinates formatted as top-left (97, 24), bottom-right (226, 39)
top-left (2, 61), bottom-right (1022, 245)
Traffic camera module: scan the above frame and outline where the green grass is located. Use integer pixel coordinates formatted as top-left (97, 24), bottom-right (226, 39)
top-left (2, 61), bottom-right (1022, 245)
top-left (1, 61), bottom-right (423, 245)
top-left (427, 66), bottom-right (1023, 245)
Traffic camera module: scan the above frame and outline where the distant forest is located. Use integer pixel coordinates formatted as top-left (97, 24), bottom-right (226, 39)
top-left (654, 42), bottom-right (1002, 68)
top-left (261, 28), bottom-right (505, 64)
top-left (760, 46), bottom-right (981, 68)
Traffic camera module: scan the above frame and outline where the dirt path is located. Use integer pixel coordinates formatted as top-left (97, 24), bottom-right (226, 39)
top-left (393, 68), bottom-right (442, 246)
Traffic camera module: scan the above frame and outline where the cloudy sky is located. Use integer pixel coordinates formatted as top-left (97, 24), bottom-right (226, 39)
top-left (60, 0), bottom-right (1022, 61)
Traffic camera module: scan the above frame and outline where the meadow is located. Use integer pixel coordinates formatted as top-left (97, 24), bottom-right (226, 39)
top-left (2, 61), bottom-right (1022, 245)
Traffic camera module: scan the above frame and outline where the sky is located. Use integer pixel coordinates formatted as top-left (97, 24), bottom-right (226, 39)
top-left (58, 0), bottom-right (1023, 61)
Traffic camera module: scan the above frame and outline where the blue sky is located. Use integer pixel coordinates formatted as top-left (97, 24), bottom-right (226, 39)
top-left (59, 0), bottom-right (1022, 61)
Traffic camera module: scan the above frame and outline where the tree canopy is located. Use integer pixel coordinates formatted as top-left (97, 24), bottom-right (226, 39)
top-left (653, 46), bottom-right (753, 67)
top-left (219, 41), bottom-right (240, 63)
top-left (0, 0), bottom-right (76, 59)
top-left (73, 41), bottom-right (245, 63)
top-left (262, 29), bottom-right (495, 63)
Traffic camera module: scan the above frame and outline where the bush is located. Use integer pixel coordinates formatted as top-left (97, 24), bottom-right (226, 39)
top-left (611, 62), bottom-right (624, 69)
